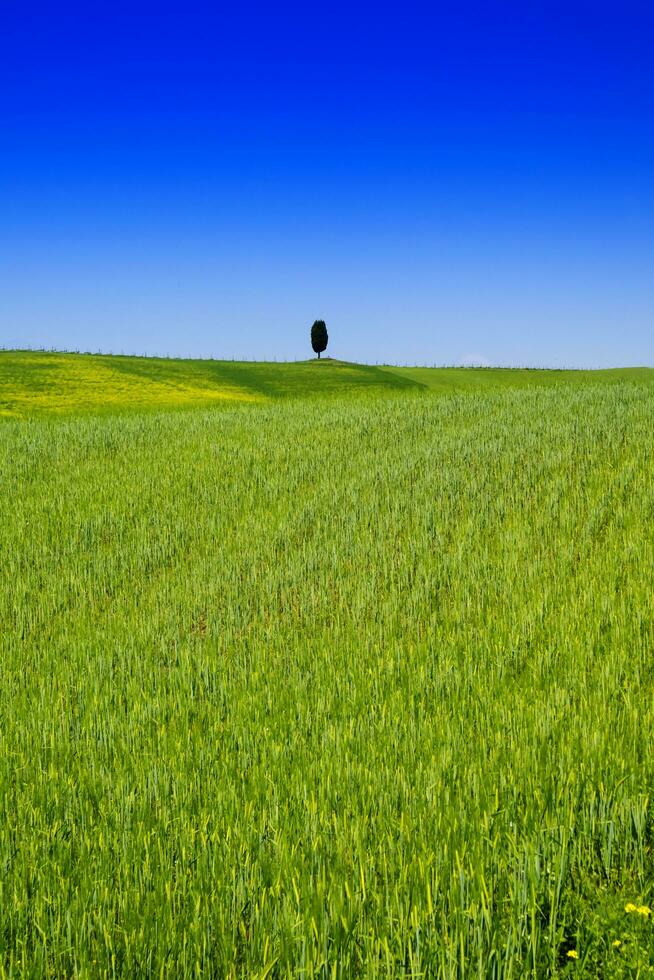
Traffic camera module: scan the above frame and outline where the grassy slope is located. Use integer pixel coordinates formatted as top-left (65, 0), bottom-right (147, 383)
top-left (0, 351), bottom-right (418, 417)
top-left (383, 364), bottom-right (654, 393)
top-left (1, 349), bottom-right (651, 417)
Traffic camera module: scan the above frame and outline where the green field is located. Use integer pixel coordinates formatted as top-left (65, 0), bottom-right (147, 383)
top-left (0, 351), bottom-right (420, 418)
top-left (1, 351), bottom-right (654, 977)
top-left (2, 350), bottom-right (652, 418)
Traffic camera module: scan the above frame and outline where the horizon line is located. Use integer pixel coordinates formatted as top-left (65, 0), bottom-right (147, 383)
top-left (1, 346), bottom-right (651, 373)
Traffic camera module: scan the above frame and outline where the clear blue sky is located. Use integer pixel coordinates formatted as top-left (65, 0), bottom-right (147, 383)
top-left (1, 1), bottom-right (652, 366)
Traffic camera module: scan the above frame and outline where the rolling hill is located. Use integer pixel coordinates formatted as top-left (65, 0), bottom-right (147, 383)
top-left (1, 348), bottom-right (651, 418)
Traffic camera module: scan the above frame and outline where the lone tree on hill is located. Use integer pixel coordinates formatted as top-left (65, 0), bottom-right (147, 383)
top-left (311, 320), bottom-right (328, 359)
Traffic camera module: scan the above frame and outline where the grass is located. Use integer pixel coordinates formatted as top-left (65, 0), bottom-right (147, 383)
top-left (0, 351), bottom-right (420, 418)
top-left (2, 350), bottom-right (651, 418)
top-left (384, 364), bottom-right (654, 393)
top-left (1, 351), bottom-right (654, 976)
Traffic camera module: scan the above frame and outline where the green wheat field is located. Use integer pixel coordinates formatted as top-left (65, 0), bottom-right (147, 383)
top-left (1, 350), bottom-right (654, 977)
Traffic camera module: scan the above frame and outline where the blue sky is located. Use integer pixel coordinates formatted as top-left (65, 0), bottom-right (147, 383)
top-left (1, 2), bottom-right (652, 366)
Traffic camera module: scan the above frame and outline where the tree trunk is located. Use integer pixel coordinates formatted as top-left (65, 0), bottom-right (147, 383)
top-left (318, 351), bottom-right (321, 359)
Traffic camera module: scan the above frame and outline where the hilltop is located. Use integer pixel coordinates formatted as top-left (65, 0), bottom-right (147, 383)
top-left (0, 351), bottom-right (417, 418)
top-left (0, 349), bottom-right (651, 418)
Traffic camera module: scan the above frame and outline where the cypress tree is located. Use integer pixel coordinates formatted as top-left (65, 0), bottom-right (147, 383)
top-left (311, 320), bottom-right (328, 359)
